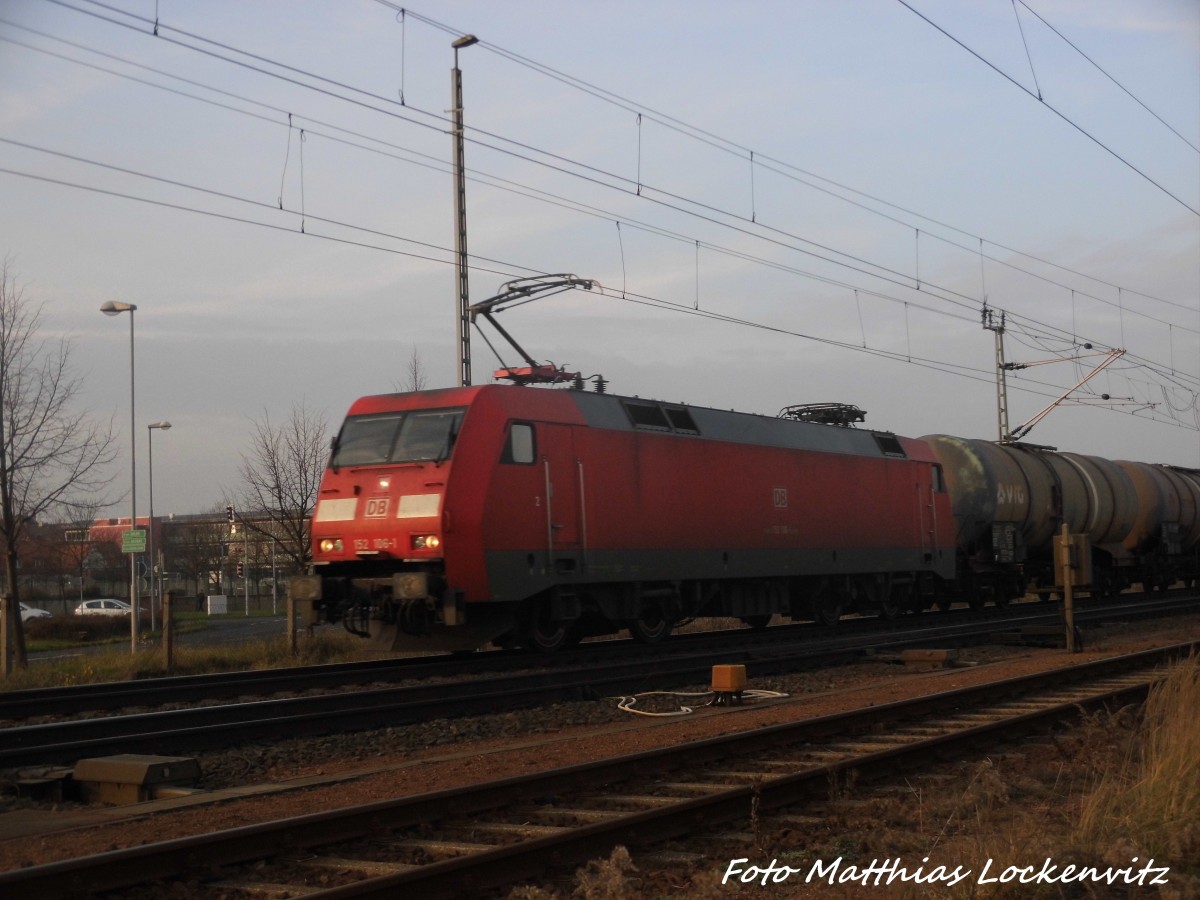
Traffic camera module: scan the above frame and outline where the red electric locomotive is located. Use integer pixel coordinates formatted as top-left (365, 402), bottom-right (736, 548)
top-left (299, 384), bottom-right (957, 651)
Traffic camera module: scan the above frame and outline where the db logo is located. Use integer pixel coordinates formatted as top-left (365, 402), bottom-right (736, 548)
top-left (773, 487), bottom-right (788, 509)
top-left (364, 497), bottom-right (390, 518)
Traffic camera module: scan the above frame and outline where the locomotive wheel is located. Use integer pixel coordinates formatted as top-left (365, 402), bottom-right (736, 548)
top-left (522, 601), bottom-right (579, 653)
top-left (814, 596), bottom-right (842, 627)
top-left (876, 592), bottom-right (902, 621)
top-left (525, 622), bottom-right (568, 652)
top-left (627, 605), bottom-right (673, 644)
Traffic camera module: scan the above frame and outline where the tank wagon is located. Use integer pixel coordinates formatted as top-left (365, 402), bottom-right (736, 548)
top-left (922, 435), bottom-right (1200, 602)
top-left (293, 384), bottom-right (1200, 651)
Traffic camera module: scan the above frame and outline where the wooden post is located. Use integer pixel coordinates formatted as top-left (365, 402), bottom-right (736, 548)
top-left (1060, 523), bottom-right (1077, 653)
top-left (162, 589), bottom-right (174, 673)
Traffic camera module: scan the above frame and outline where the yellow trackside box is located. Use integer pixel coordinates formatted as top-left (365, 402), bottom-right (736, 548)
top-left (711, 664), bottom-right (747, 693)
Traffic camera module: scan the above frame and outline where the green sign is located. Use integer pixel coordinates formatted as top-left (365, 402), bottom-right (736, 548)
top-left (122, 529), bottom-right (147, 554)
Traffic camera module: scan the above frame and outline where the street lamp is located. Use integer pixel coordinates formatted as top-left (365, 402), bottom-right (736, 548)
top-left (452, 33), bottom-right (478, 387)
top-left (147, 421), bottom-right (171, 630)
top-left (100, 300), bottom-right (139, 653)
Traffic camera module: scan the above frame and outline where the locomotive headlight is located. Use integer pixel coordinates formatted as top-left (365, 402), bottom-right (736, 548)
top-left (319, 538), bottom-right (343, 553)
top-left (411, 534), bottom-right (441, 551)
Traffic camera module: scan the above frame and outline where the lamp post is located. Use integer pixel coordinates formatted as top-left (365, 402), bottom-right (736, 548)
top-left (100, 300), bottom-right (139, 653)
top-left (452, 33), bottom-right (478, 387)
top-left (147, 421), bottom-right (171, 631)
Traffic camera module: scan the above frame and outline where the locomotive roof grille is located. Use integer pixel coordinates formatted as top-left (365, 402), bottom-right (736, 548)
top-left (872, 433), bottom-right (907, 458)
top-left (571, 392), bottom-right (909, 461)
top-left (623, 400), bottom-right (701, 436)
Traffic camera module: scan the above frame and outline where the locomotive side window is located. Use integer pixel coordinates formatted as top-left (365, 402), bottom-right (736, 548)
top-left (932, 464), bottom-right (946, 492)
top-left (502, 422), bottom-right (536, 465)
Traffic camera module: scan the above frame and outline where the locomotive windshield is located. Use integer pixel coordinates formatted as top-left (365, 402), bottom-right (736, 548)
top-left (331, 408), bottom-right (465, 468)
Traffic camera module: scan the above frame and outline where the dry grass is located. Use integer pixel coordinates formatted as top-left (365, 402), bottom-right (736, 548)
top-left (1076, 654), bottom-right (1200, 872)
top-left (538, 657), bottom-right (1200, 899)
top-left (770, 659), bottom-right (1200, 899)
top-left (0, 628), bottom-right (381, 690)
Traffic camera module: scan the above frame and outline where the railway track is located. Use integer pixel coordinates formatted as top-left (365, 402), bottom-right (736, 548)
top-left (2, 593), bottom-right (1193, 768)
top-left (6, 606), bottom-right (977, 718)
top-left (8, 591), bottom-right (1190, 724)
top-left (1, 641), bottom-right (1191, 899)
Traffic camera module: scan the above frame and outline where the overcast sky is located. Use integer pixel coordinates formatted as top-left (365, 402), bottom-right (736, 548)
top-left (0, 0), bottom-right (1197, 518)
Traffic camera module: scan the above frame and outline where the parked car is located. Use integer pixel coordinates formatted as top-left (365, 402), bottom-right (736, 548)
top-left (74, 598), bottom-right (132, 617)
top-left (19, 602), bottom-right (51, 622)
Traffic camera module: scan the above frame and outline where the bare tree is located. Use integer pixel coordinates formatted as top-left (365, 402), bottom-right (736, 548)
top-left (235, 402), bottom-right (327, 572)
top-left (165, 509), bottom-right (232, 605)
top-left (394, 344), bottom-right (428, 393)
top-left (0, 260), bottom-right (116, 670)
top-left (55, 497), bottom-right (113, 606)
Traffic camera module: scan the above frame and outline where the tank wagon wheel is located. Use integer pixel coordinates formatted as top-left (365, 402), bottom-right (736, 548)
top-left (1090, 571), bottom-right (1117, 601)
top-left (740, 614), bottom-right (773, 630)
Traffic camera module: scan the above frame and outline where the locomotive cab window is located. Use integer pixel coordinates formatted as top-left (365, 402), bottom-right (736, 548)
top-left (932, 464), bottom-right (946, 493)
top-left (331, 407), bottom-right (465, 467)
top-left (331, 413), bottom-right (403, 467)
top-left (502, 422), bottom-right (536, 465)
top-left (399, 410), bottom-right (463, 462)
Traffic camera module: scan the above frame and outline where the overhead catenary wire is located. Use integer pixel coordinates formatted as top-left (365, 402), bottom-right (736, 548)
top-left (3, 156), bottom-right (1191, 433)
top-left (3, 3), bottom-right (1196, 428)
top-left (894, 0), bottom-right (1199, 217)
top-left (383, 4), bottom-right (1195, 321)
top-left (15, 3), bottom-right (1194, 342)
top-left (37, 0), bottom-right (1192, 331)
top-left (1016, 0), bottom-right (1200, 155)
top-left (1011, 0), bottom-right (1043, 101)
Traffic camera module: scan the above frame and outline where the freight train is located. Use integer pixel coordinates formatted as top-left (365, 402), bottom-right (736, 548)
top-left (291, 383), bottom-right (1200, 652)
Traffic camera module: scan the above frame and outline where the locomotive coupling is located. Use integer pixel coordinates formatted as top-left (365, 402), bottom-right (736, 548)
top-left (394, 572), bottom-right (431, 600)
